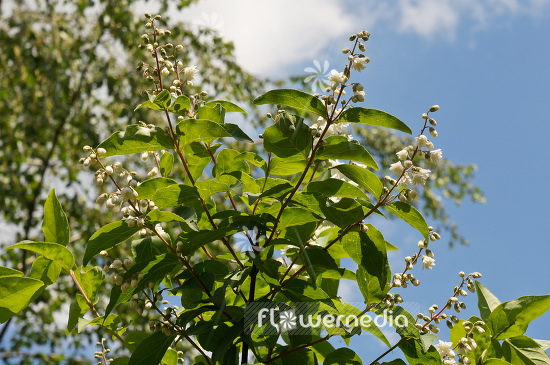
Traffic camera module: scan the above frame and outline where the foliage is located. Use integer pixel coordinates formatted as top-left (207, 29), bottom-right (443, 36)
top-left (1, 5), bottom-right (547, 365)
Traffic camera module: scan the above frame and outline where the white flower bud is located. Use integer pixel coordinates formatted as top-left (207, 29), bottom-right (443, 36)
top-left (129, 179), bottom-right (138, 188)
top-left (83, 145), bottom-right (93, 152)
top-left (137, 218), bottom-right (145, 227)
top-left (97, 148), bottom-right (107, 156)
top-left (405, 256), bottom-right (412, 262)
top-left (145, 300), bottom-right (153, 309)
top-left (429, 105), bottom-right (440, 112)
top-left (96, 194), bottom-right (108, 205)
top-left (131, 279), bottom-right (138, 288)
top-left (127, 218), bottom-right (136, 227)
top-left (121, 282), bottom-right (130, 292)
top-left (421, 113), bottom-right (428, 119)
top-left (141, 152), bottom-right (149, 161)
top-left (137, 273), bottom-right (144, 280)
top-left (429, 127), bottom-right (438, 137)
top-left (404, 160), bottom-right (413, 168)
top-left (83, 158), bottom-right (91, 167)
top-left (124, 257), bottom-right (133, 267)
top-left (106, 198), bottom-right (115, 209)
top-left (100, 250), bottom-right (109, 257)
top-left (115, 274), bottom-right (124, 286)
top-left (161, 68), bottom-right (170, 77)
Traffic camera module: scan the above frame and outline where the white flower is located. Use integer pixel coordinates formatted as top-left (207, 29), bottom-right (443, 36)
top-left (415, 135), bottom-right (430, 148)
top-left (412, 168), bottom-right (431, 185)
top-left (429, 149), bottom-right (443, 164)
top-left (181, 66), bottom-right (199, 83)
top-left (148, 167), bottom-right (159, 178)
top-left (351, 56), bottom-right (370, 72)
top-left (389, 162), bottom-right (404, 176)
top-left (434, 341), bottom-right (456, 360)
top-left (396, 149), bottom-right (408, 160)
top-left (443, 360), bottom-right (459, 365)
top-left (334, 89), bottom-right (346, 96)
top-left (400, 173), bottom-right (412, 185)
top-left (120, 187), bottom-right (134, 201)
top-left (328, 70), bottom-right (348, 90)
top-left (422, 255), bottom-right (435, 270)
top-left (161, 67), bottom-right (170, 77)
top-left (353, 90), bottom-right (365, 102)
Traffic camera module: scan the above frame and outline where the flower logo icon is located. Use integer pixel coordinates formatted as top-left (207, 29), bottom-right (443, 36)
top-left (304, 60), bottom-right (331, 92)
top-left (233, 226), bottom-right (265, 258)
top-left (192, 12), bottom-right (225, 38)
top-left (279, 309), bottom-right (297, 331)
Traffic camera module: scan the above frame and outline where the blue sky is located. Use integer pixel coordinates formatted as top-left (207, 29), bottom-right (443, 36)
top-left (179, 0), bottom-right (550, 360)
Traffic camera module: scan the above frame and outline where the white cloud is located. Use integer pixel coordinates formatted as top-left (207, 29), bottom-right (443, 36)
top-left (179, 0), bottom-right (357, 76)
top-left (161, 0), bottom-right (550, 75)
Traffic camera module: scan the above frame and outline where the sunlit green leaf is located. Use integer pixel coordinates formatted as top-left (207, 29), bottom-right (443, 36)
top-left (253, 88), bottom-right (327, 117)
top-left (337, 108), bottom-right (412, 134)
top-left (7, 241), bottom-right (74, 270)
top-left (42, 189), bottom-right (70, 246)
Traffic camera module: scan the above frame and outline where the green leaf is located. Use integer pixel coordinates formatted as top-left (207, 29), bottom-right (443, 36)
top-left (381, 360), bottom-right (408, 365)
top-left (337, 108), bottom-right (412, 134)
top-left (125, 331), bottom-right (149, 352)
top-left (110, 358), bottom-right (130, 365)
top-left (135, 100), bottom-right (163, 111)
top-left (148, 184), bottom-right (200, 210)
top-left (146, 210), bottom-right (186, 224)
top-left (161, 349), bottom-right (178, 365)
top-left (28, 255), bottom-right (61, 286)
top-left (223, 123), bottom-right (254, 143)
top-left (419, 333), bottom-right (438, 353)
top-left (128, 332), bottom-right (176, 365)
top-left (97, 125), bottom-right (173, 158)
top-left (204, 100), bottom-right (248, 114)
top-left (196, 180), bottom-right (229, 200)
top-left (197, 103), bottom-right (226, 124)
top-left (135, 177), bottom-right (178, 198)
top-left (333, 164), bottom-right (383, 198)
top-left (305, 178), bottom-right (371, 201)
top-left (482, 360), bottom-right (513, 365)
top-left (279, 208), bottom-right (319, 230)
top-left (253, 88), bottom-right (327, 117)
top-left (7, 241), bottom-right (74, 271)
top-left (263, 111), bottom-right (312, 160)
top-left (83, 221), bottom-right (140, 265)
top-left (42, 189), bottom-right (70, 246)
top-left (476, 281), bottom-right (501, 321)
top-left (73, 266), bottom-right (105, 302)
top-left (269, 156), bottom-right (307, 175)
top-left (344, 227), bottom-right (390, 303)
top-left (316, 141), bottom-right (378, 170)
top-left (67, 294), bottom-right (88, 334)
top-left (154, 90), bottom-right (171, 108)
top-left (0, 266), bottom-right (23, 278)
top-left (503, 336), bottom-right (550, 365)
top-left (384, 202), bottom-right (429, 241)
top-left (488, 295), bottom-right (550, 340)
top-left (324, 348), bottom-right (362, 365)
top-left (281, 348), bottom-right (319, 365)
top-left (212, 148), bottom-right (250, 185)
top-left (159, 152), bottom-right (174, 177)
top-left (131, 235), bottom-right (168, 263)
top-left (178, 228), bottom-right (237, 256)
top-left (319, 198), bottom-right (365, 229)
top-left (398, 338), bottom-right (442, 365)
top-left (175, 119), bottom-right (231, 146)
top-left (0, 276), bottom-right (44, 324)
top-left (169, 95), bottom-right (192, 114)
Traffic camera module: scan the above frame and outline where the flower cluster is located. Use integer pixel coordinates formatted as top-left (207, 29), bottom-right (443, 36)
top-left (136, 13), bottom-right (199, 96)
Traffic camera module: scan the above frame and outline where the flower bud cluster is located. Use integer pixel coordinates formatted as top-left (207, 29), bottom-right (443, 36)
top-left (147, 300), bottom-right (180, 336)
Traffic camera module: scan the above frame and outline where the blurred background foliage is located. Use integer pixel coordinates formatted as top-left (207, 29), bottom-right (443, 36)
top-left (0, 0), bottom-right (483, 363)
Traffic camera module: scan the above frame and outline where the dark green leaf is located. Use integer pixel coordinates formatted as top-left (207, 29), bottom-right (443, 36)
top-left (223, 123), bottom-right (254, 142)
top-left (316, 141), bottom-right (378, 170)
top-left (67, 294), bottom-right (88, 334)
top-left (305, 178), bottom-right (371, 201)
top-left (178, 227), bottom-right (238, 256)
top-left (253, 88), bottom-right (327, 117)
top-left (337, 108), bottom-right (412, 134)
top-left (83, 221), bottom-right (140, 265)
top-left (128, 331), bottom-right (176, 365)
top-left (344, 227), bottom-right (390, 303)
top-left (384, 202), bottom-right (429, 241)
top-left (42, 189), bottom-right (70, 246)
top-left (324, 348), bottom-right (362, 365)
top-left (333, 164), bottom-right (383, 198)
top-left (148, 184), bottom-right (200, 210)
top-left (97, 125), bottom-right (173, 158)
top-left (281, 347), bottom-right (319, 365)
